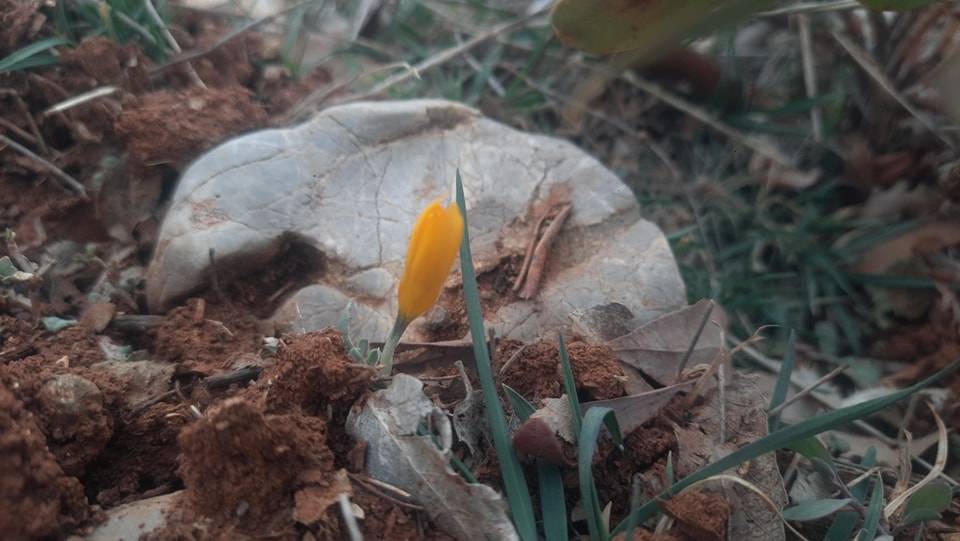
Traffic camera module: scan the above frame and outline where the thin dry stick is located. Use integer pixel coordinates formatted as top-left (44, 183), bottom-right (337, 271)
top-left (283, 62), bottom-right (416, 123)
top-left (0, 117), bottom-right (38, 146)
top-left (886, 5), bottom-right (945, 79)
top-left (502, 64), bottom-right (682, 180)
top-left (734, 337), bottom-right (960, 488)
top-left (345, 9), bottom-right (546, 104)
top-left (768, 363), bottom-right (849, 417)
top-left (675, 300), bottom-right (715, 379)
top-left (0, 90), bottom-right (49, 155)
top-left (207, 248), bottom-right (226, 304)
top-left (337, 493), bottom-right (363, 541)
top-left (4, 231), bottom-right (35, 273)
top-left (884, 402), bottom-right (948, 520)
top-left (797, 13), bottom-right (823, 142)
top-left (0, 134), bottom-right (87, 198)
top-left (621, 72), bottom-right (796, 168)
top-left (519, 203), bottom-right (572, 299)
top-left (760, 0), bottom-right (858, 17)
top-left (154, 0), bottom-right (323, 73)
top-left (513, 209), bottom-right (550, 292)
top-left (498, 343), bottom-right (528, 376)
top-left (832, 30), bottom-right (954, 149)
top-left (142, 0), bottom-right (206, 88)
top-left (43, 86), bottom-right (119, 117)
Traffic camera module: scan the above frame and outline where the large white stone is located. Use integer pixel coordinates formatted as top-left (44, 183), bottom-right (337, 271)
top-left (147, 99), bottom-right (685, 342)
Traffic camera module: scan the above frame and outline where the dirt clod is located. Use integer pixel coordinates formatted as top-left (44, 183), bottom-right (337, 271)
top-left (254, 329), bottom-right (375, 414)
top-left (176, 397), bottom-right (334, 528)
top-left (0, 384), bottom-right (89, 539)
top-left (661, 490), bottom-right (730, 541)
top-left (115, 85), bottom-right (267, 167)
top-left (498, 339), bottom-right (626, 403)
top-left (36, 374), bottom-right (113, 476)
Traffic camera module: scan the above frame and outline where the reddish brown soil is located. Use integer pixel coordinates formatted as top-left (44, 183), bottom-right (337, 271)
top-left (595, 425), bottom-right (676, 519)
top-left (661, 490), bottom-right (730, 541)
top-left (497, 339), bottom-right (626, 404)
top-left (152, 298), bottom-right (263, 373)
top-left (250, 329), bottom-right (375, 414)
top-left (115, 85), bottom-right (266, 167)
top-left (176, 398), bottom-right (334, 527)
top-left (0, 385), bottom-right (89, 539)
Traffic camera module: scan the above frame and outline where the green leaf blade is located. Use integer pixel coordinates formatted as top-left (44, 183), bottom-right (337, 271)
top-left (856, 476), bottom-right (884, 541)
top-left (456, 172), bottom-right (537, 541)
top-left (578, 406), bottom-right (620, 541)
top-left (902, 482), bottom-right (952, 525)
top-left (612, 360), bottom-right (959, 533)
top-left (782, 498), bottom-right (851, 522)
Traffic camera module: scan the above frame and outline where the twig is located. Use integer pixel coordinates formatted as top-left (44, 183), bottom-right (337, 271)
top-left (832, 30), bottom-right (955, 149)
top-left (0, 134), bottom-right (87, 199)
top-left (675, 300), bottom-right (715, 379)
top-left (128, 365), bottom-right (263, 414)
top-left (768, 363), bottom-right (849, 417)
top-left (142, 0), bottom-right (206, 88)
top-left (621, 73), bottom-right (796, 168)
top-left (344, 9), bottom-right (547, 104)
top-left (519, 203), bottom-right (572, 299)
top-left (502, 64), bottom-right (681, 180)
top-left (513, 210), bottom-right (550, 293)
top-left (760, 0), bottom-right (859, 17)
top-left (498, 343), bottom-right (528, 376)
top-left (0, 89), bottom-right (49, 155)
top-left (208, 248), bottom-right (226, 304)
top-left (797, 14), bottom-right (823, 143)
top-left (43, 86), bottom-right (119, 117)
top-left (337, 494), bottom-right (363, 541)
top-left (734, 336), bottom-right (960, 487)
top-left (347, 472), bottom-right (424, 510)
top-left (110, 314), bottom-right (165, 331)
top-left (152, 0), bottom-right (322, 74)
top-left (0, 117), bottom-right (39, 146)
top-left (3, 230), bottom-right (35, 272)
top-left (283, 62), bottom-right (416, 122)
top-left (887, 5), bottom-right (944, 80)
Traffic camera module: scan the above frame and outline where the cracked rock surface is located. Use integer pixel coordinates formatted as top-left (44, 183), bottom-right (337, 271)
top-left (146, 99), bottom-right (685, 342)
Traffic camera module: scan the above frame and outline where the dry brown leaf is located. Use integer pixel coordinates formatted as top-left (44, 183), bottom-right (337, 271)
top-left (673, 373), bottom-right (787, 541)
top-left (586, 380), bottom-right (695, 434)
top-left (346, 375), bottom-right (518, 540)
top-left (607, 299), bottom-right (724, 386)
top-left (852, 222), bottom-right (960, 275)
top-left (749, 153), bottom-right (821, 190)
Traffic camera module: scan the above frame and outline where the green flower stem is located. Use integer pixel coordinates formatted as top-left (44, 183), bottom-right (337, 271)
top-left (379, 316), bottom-right (409, 375)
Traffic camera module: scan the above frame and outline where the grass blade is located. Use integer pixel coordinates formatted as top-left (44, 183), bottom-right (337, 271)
top-left (538, 462), bottom-right (568, 541)
top-left (825, 511), bottom-right (859, 541)
top-left (612, 360), bottom-right (959, 533)
top-left (0, 37), bottom-right (69, 72)
top-left (624, 475), bottom-right (642, 541)
top-left (768, 329), bottom-right (796, 431)
top-left (782, 498), bottom-right (852, 521)
top-left (558, 334), bottom-right (582, 438)
top-left (857, 476), bottom-right (884, 541)
top-left (456, 172), bottom-right (537, 541)
top-left (579, 407), bottom-right (622, 541)
top-left (503, 384), bottom-right (569, 541)
top-left (504, 384), bottom-right (536, 420)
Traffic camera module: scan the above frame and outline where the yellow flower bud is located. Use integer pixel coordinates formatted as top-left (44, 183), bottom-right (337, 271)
top-left (397, 198), bottom-right (464, 322)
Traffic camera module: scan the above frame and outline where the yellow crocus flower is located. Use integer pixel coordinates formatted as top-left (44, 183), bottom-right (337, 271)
top-left (380, 197), bottom-right (464, 373)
